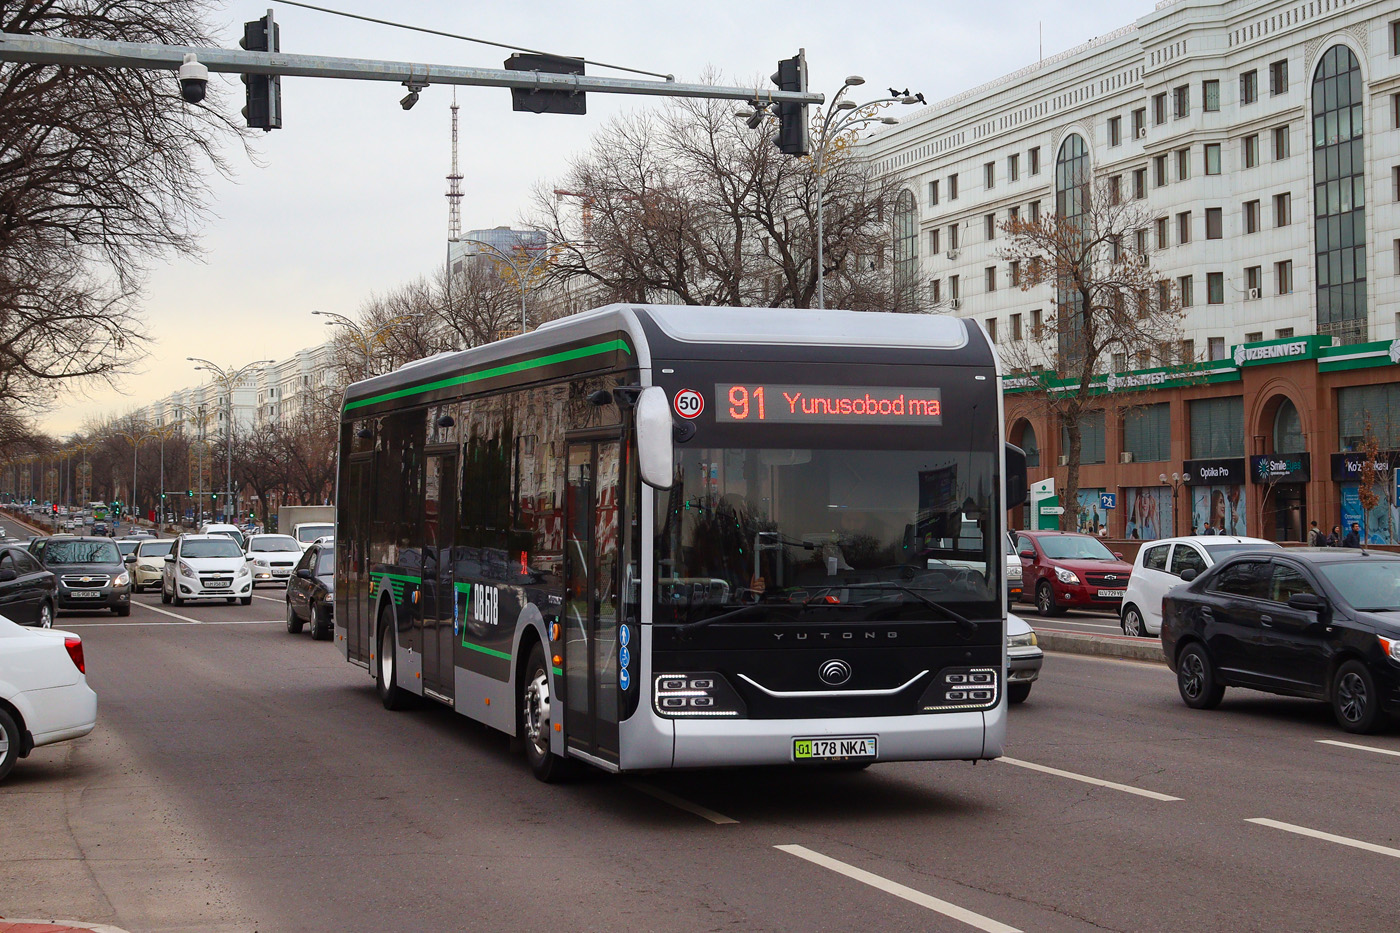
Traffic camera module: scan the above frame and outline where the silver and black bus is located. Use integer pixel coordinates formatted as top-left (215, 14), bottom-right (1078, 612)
top-left (335, 305), bottom-right (1027, 780)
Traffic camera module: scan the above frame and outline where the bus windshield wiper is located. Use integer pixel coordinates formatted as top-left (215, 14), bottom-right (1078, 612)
top-left (836, 583), bottom-right (979, 638)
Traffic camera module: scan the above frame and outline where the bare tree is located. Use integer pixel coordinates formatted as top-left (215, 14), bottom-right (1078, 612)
top-left (435, 261), bottom-right (529, 350)
top-left (999, 179), bottom-right (1184, 532)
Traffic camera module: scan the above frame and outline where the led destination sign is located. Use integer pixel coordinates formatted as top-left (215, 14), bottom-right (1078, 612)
top-left (715, 384), bottom-right (942, 425)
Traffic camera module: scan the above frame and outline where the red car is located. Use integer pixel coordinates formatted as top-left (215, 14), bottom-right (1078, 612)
top-left (1014, 531), bottom-right (1135, 617)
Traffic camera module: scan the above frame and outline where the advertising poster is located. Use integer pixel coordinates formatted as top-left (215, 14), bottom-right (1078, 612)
top-left (1339, 482), bottom-right (1395, 545)
top-left (1190, 484), bottom-right (1247, 536)
top-left (1124, 487), bottom-right (1172, 540)
top-left (1076, 488), bottom-right (1107, 535)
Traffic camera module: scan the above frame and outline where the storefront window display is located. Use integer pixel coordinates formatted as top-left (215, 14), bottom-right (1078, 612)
top-left (1125, 487), bottom-right (1173, 540)
top-left (1339, 480), bottom-right (1397, 545)
top-left (1076, 488), bottom-right (1108, 535)
top-left (1191, 484), bottom-right (1247, 536)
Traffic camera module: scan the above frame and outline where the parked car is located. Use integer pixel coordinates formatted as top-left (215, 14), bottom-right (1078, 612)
top-left (1120, 535), bottom-right (1280, 637)
top-left (1015, 531), bottom-right (1135, 617)
top-left (1006, 611), bottom-right (1042, 703)
top-left (1162, 549), bottom-right (1400, 733)
top-left (39, 537), bottom-right (132, 617)
top-left (285, 542), bottom-right (334, 640)
top-left (161, 534), bottom-right (252, 606)
top-left (0, 545), bottom-right (56, 628)
top-left (130, 538), bottom-right (174, 594)
top-left (0, 615), bottom-right (96, 782)
top-left (1005, 533), bottom-right (1023, 606)
top-left (244, 534), bottom-right (304, 587)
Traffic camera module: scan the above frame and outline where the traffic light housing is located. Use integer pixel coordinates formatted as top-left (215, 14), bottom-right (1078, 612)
top-left (51, 503), bottom-right (57, 515)
top-left (504, 53), bottom-right (586, 115)
top-left (240, 11), bottom-right (282, 131)
top-left (771, 51), bottom-right (809, 156)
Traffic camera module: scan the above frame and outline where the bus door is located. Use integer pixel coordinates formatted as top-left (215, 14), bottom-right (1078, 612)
top-left (345, 456), bottom-right (372, 660)
top-left (563, 437), bottom-right (622, 762)
top-left (421, 451), bottom-right (458, 702)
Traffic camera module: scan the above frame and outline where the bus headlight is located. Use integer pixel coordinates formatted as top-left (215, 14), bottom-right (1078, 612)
top-left (919, 667), bottom-right (1000, 711)
top-left (653, 673), bottom-right (747, 718)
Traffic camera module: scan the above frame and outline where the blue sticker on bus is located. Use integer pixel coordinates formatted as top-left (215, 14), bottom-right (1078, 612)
top-left (619, 645), bottom-right (631, 668)
top-left (619, 624), bottom-right (630, 647)
top-left (619, 667), bottom-right (631, 691)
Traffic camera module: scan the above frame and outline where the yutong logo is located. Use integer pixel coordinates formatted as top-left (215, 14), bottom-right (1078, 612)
top-left (772, 629), bottom-right (899, 641)
top-left (818, 659), bottom-right (852, 686)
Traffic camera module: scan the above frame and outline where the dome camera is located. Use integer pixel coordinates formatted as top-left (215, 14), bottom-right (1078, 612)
top-left (178, 53), bottom-right (209, 104)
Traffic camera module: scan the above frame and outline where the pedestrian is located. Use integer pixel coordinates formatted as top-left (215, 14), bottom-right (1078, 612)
top-left (1327, 524), bottom-right (1342, 547)
top-left (1343, 522), bottom-right (1361, 548)
top-left (1307, 520), bottom-right (1325, 547)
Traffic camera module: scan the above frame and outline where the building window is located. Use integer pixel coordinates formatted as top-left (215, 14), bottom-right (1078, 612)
top-left (1155, 217), bottom-right (1169, 249)
top-left (1392, 19), bottom-right (1399, 55)
top-left (1394, 165), bottom-right (1400, 201)
top-left (1010, 260), bottom-right (1021, 287)
top-left (986, 317), bottom-right (997, 342)
top-left (949, 173), bottom-right (958, 200)
top-left (1393, 93), bottom-right (1400, 129)
top-left (985, 213), bottom-right (996, 240)
top-left (1276, 327), bottom-right (1294, 339)
top-left (1125, 403), bottom-right (1172, 463)
top-left (1272, 124), bottom-right (1290, 159)
top-left (1028, 147), bottom-right (1040, 175)
top-left (1031, 308), bottom-right (1042, 338)
top-left (1029, 200), bottom-right (1040, 222)
top-left (928, 228), bottom-right (940, 254)
top-left (1135, 228), bottom-right (1149, 255)
top-left (1244, 134), bottom-right (1259, 168)
top-left (928, 179), bottom-right (939, 205)
top-left (1009, 205), bottom-right (1020, 222)
top-left (1008, 152), bottom-right (1020, 181)
top-left (1313, 44), bottom-right (1367, 343)
top-left (1113, 352), bottom-right (1127, 372)
top-left (1190, 396), bottom-right (1244, 458)
top-left (950, 274), bottom-right (960, 300)
top-left (1174, 85), bottom-right (1190, 118)
top-left (1204, 144), bottom-right (1221, 175)
top-left (984, 161), bottom-right (995, 189)
top-left (893, 189), bottom-right (919, 308)
top-left (1206, 207), bottom-right (1222, 239)
top-left (1340, 385), bottom-right (1400, 449)
top-left (1245, 331), bottom-right (1263, 342)
top-left (1011, 312), bottom-right (1023, 340)
top-left (1181, 339), bottom-right (1195, 362)
top-left (1274, 399), bottom-right (1304, 455)
top-left (1274, 192), bottom-right (1291, 226)
top-left (1179, 275), bottom-right (1194, 307)
top-left (1244, 199), bottom-right (1260, 234)
top-left (1276, 259), bottom-right (1293, 295)
top-left (1177, 211), bottom-right (1191, 244)
top-left (930, 279), bottom-right (941, 303)
top-left (1176, 148), bottom-right (1190, 181)
top-left (1270, 59), bottom-right (1288, 95)
top-left (1108, 175), bottom-right (1122, 204)
top-left (1133, 167), bottom-right (1146, 199)
top-left (1132, 107), bottom-right (1146, 139)
top-left (1241, 69), bottom-right (1258, 105)
top-left (1207, 272), bottom-right (1224, 304)
top-left (1203, 80), bottom-right (1220, 112)
top-left (1108, 115), bottom-right (1122, 147)
top-left (1208, 336), bottom-right (1226, 360)
top-left (1245, 265), bottom-right (1262, 295)
top-left (1054, 134), bottom-right (1090, 362)
top-left (949, 224), bottom-right (959, 249)
top-left (1061, 410), bottom-right (1107, 464)
top-left (1153, 92), bottom-right (1167, 125)
top-left (1153, 154), bottom-right (1168, 187)
top-left (985, 266), bottom-right (997, 291)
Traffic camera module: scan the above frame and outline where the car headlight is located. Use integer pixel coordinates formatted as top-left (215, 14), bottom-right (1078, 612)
top-left (179, 560), bottom-right (197, 578)
top-left (1007, 631), bottom-right (1038, 648)
top-left (1380, 635), bottom-right (1400, 663)
top-left (237, 565), bottom-right (251, 577)
top-left (1055, 567), bottom-right (1080, 584)
top-left (254, 558), bottom-right (269, 567)
top-left (1006, 564), bottom-right (1023, 579)
top-left (113, 571), bottom-right (130, 587)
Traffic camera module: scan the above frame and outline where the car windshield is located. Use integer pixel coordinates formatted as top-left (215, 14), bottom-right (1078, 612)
top-left (1037, 535), bottom-right (1116, 560)
top-left (656, 447), bottom-right (1000, 622)
top-left (44, 540), bottom-right (121, 564)
top-left (1203, 542), bottom-right (1281, 560)
top-left (117, 541), bottom-right (138, 556)
top-left (317, 548), bottom-right (334, 575)
top-left (296, 524), bottom-right (333, 544)
top-left (209, 530), bottom-right (245, 549)
top-left (138, 540), bottom-right (173, 558)
top-left (184, 539), bottom-right (243, 559)
top-left (1318, 560), bottom-right (1400, 611)
top-left (250, 536), bottom-right (300, 552)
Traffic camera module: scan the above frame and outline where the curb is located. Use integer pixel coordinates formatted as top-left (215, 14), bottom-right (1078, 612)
top-left (0, 921), bottom-right (134, 933)
top-left (1037, 628), bottom-right (1166, 664)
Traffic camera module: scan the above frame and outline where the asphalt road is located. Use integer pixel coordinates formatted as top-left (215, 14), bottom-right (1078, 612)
top-left (3, 588), bottom-right (1399, 932)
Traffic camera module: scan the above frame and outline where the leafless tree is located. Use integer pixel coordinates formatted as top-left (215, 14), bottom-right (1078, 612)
top-left (999, 179), bottom-right (1184, 532)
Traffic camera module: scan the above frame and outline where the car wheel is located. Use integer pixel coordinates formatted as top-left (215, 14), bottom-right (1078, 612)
top-left (1332, 660), bottom-right (1385, 734)
top-left (172, 589), bottom-right (184, 607)
top-left (1008, 683), bottom-right (1032, 704)
top-left (36, 602), bottom-right (53, 629)
top-left (0, 705), bottom-right (19, 783)
top-left (1176, 643), bottom-right (1225, 710)
top-left (310, 606), bottom-right (331, 641)
top-left (1035, 581), bottom-right (1061, 617)
top-left (285, 599), bottom-right (304, 634)
top-left (376, 608), bottom-right (412, 711)
top-left (521, 641), bottom-right (573, 782)
top-left (114, 604), bottom-right (130, 617)
top-left (240, 595), bottom-right (252, 606)
top-left (132, 583), bottom-right (143, 594)
top-left (160, 580), bottom-right (171, 605)
top-left (1121, 604), bottom-right (1149, 638)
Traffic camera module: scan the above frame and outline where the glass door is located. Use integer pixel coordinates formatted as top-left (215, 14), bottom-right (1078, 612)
top-left (422, 453), bottom-right (458, 700)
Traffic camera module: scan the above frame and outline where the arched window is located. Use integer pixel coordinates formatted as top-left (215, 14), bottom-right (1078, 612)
top-left (892, 189), bottom-right (919, 310)
top-left (1016, 421), bottom-right (1040, 467)
top-left (1274, 398), bottom-right (1304, 454)
top-left (1054, 135), bottom-right (1090, 359)
top-left (1312, 45), bottom-right (1367, 343)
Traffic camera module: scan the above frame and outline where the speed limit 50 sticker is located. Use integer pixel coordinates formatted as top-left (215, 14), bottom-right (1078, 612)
top-left (673, 388), bottom-right (704, 419)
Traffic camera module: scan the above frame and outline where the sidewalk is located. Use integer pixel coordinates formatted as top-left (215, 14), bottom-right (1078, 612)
top-left (0, 921), bottom-right (132, 933)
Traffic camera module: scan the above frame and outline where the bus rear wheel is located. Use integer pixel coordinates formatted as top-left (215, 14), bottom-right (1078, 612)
top-left (521, 642), bottom-right (571, 782)
top-left (376, 611), bottom-right (412, 711)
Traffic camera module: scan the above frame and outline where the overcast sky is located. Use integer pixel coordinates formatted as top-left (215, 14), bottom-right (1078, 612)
top-left (42, 0), bottom-right (1153, 436)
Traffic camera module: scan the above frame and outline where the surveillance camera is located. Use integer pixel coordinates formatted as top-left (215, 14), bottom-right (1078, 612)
top-left (178, 53), bottom-right (209, 104)
top-left (400, 90), bottom-right (420, 111)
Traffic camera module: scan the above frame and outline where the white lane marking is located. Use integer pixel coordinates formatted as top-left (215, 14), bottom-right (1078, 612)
top-left (133, 602), bottom-right (205, 624)
top-left (626, 781), bottom-right (737, 825)
top-left (996, 757), bottom-right (1181, 801)
top-left (1247, 818), bottom-right (1400, 860)
top-left (252, 594), bottom-right (284, 603)
top-left (63, 620), bottom-right (281, 627)
top-left (1317, 739), bottom-right (1400, 759)
top-left (775, 844), bottom-right (1021, 933)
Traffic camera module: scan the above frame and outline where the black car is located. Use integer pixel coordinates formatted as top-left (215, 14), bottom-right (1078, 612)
top-left (1162, 548), bottom-right (1400, 733)
top-left (0, 545), bottom-right (56, 627)
top-left (286, 542), bottom-right (334, 640)
top-left (38, 536), bottom-right (133, 616)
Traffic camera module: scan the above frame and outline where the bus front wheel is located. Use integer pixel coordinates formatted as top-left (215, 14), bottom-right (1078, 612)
top-left (521, 642), bottom-right (572, 783)
top-left (376, 612), bottom-right (412, 711)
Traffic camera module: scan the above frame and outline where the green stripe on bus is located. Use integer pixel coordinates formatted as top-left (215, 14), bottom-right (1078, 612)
top-left (344, 339), bottom-right (632, 412)
top-left (460, 639), bottom-right (511, 661)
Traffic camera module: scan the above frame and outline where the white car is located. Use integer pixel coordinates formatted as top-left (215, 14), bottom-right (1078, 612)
top-left (198, 522), bottom-right (246, 550)
top-left (1119, 535), bottom-right (1281, 636)
top-left (292, 522), bottom-right (335, 551)
top-left (1006, 612), bottom-right (1043, 704)
top-left (244, 534), bottom-right (304, 586)
top-left (161, 534), bottom-right (253, 606)
top-left (0, 615), bottom-right (97, 782)
top-left (130, 538), bottom-right (175, 593)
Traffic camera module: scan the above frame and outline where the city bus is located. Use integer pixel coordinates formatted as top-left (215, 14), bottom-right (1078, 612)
top-left (335, 304), bottom-right (1027, 781)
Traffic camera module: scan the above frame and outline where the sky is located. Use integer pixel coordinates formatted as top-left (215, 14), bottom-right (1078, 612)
top-left (41, 0), bottom-right (1154, 436)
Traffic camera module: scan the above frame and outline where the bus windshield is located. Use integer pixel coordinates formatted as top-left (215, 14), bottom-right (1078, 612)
top-left (656, 447), bottom-right (999, 621)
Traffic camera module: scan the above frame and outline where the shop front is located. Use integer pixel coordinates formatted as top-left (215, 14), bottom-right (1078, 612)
top-left (1249, 453), bottom-right (1311, 542)
top-left (1331, 452), bottom-right (1398, 545)
top-left (1183, 458), bottom-right (1248, 537)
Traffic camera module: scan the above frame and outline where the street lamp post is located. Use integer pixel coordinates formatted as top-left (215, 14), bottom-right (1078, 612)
top-left (188, 358), bottom-right (273, 523)
top-left (164, 404), bottom-right (206, 526)
top-left (1160, 471), bottom-right (1192, 537)
top-left (312, 310), bottom-right (421, 379)
top-left (113, 428), bottom-right (160, 527)
top-left (737, 78), bottom-right (920, 310)
top-left (454, 236), bottom-right (555, 335)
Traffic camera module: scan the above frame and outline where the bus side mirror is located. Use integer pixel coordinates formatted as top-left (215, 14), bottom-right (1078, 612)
top-left (1005, 443), bottom-right (1028, 509)
top-left (635, 386), bottom-right (675, 490)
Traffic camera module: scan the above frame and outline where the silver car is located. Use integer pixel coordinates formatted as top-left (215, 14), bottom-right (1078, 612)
top-left (1007, 612), bottom-right (1042, 704)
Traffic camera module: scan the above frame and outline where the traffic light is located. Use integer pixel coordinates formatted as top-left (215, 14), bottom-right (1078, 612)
top-left (239, 10), bottom-right (282, 131)
top-left (51, 503), bottom-right (57, 515)
top-left (504, 53), bottom-right (586, 115)
top-left (187, 489), bottom-right (193, 497)
top-left (771, 51), bottom-right (809, 156)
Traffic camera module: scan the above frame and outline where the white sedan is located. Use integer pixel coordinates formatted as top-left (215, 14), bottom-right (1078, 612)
top-left (244, 534), bottom-right (305, 586)
top-left (0, 614), bottom-right (97, 782)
